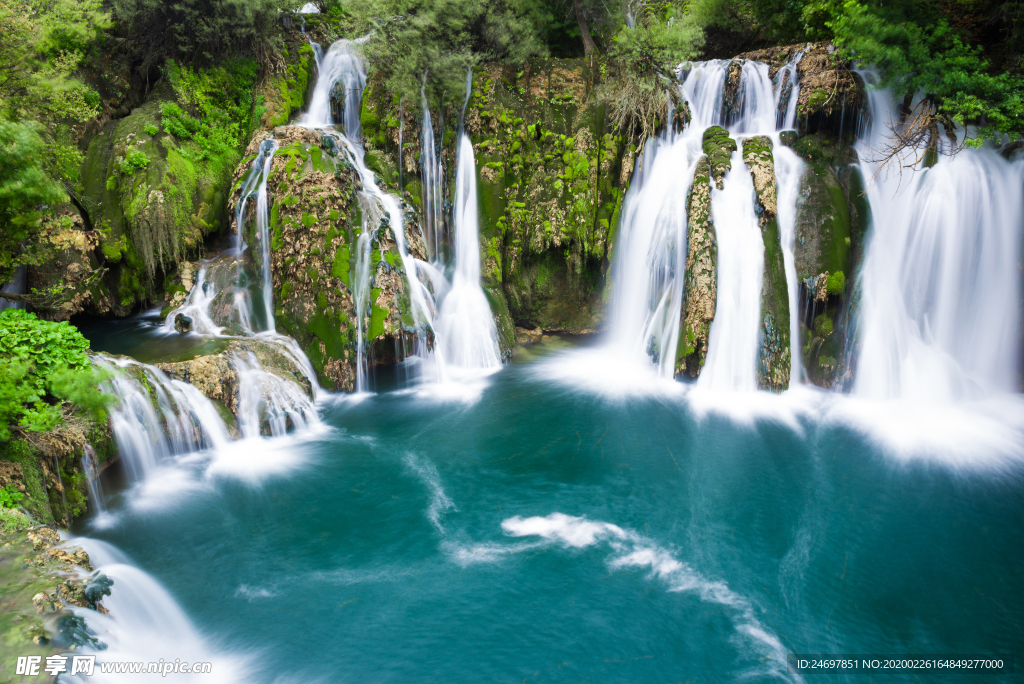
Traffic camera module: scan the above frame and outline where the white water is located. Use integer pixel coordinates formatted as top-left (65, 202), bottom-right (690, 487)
top-left (300, 43), bottom-right (502, 387)
top-left (82, 444), bottom-right (104, 513)
top-left (774, 145), bottom-right (805, 382)
top-left (606, 59), bottom-right (801, 386)
top-left (774, 51), bottom-right (804, 130)
top-left (95, 357), bottom-right (231, 481)
top-left (434, 132), bottom-right (502, 370)
top-left (420, 91), bottom-right (446, 263)
top-left (234, 352), bottom-right (319, 438)
top-left (852, 74), bottom-right (1024, 402)
top-left (63, 538), bottom-right (247, 684)
top-left (698, 151), bottom-right (765, 392)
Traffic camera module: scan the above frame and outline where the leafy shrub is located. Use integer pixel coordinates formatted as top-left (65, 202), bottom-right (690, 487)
top-left (0, 506), bottom-right (31, 534)
top-left (118, 146), bottom-right (150, 174)
top-left (0, 483), bottom-right (24, 509)
top-left (814, 314), bottom-right (834, 337)
top-left (0, 119), bottom-right (65, 283)
top-left (0, 310), bottom-right (111, 441)
top-left (826, 270), bottom-right (846, 295)
top-left (144, 123), bottom-right (159, 135)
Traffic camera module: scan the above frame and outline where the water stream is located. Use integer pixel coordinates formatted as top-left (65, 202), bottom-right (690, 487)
top-left (60, 46), bottom-right (1024, 684)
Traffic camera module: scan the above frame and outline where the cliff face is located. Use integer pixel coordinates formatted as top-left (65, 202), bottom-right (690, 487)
top-left (358, 59), bottom-right (631, 342)
top-left (229, 126), bottom-right (425, 391)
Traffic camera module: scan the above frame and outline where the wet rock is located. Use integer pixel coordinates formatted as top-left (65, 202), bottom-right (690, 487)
top-left (173, 313), bottom-right (193, 333)
top-left (702, 126), bottom-right (737, 189)
top-left (677, 155), bottom-right (717, 378)
top-left (742, 136), bottom-right (791, 392)
top-left (779, 130), bottom-right (798, 147)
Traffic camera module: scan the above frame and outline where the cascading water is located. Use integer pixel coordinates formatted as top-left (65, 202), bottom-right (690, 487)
top-left (239, 139), bottom-right (280, 332)
top-left (852, 74), bottom-right (1024, 402)
top-left (234, 353), bottom-right (319, 438)
top-left (420, 91), bottom-right (446, 263)
top-left (95, 356), bottom-right (231, 481)
top-left (607, 59), bottom-right (803, 388)
top-left (774, 51), bottom-right (804, 130)
top-left (82, 444), bottom-right (104, 513)
top-left (698, 151), bottom-right (765, 392)
top-left (301, 42), bottom-right (504, 385)
top-left (433, 132), bottom-right (502, 370)
top-left (605, 128), bottom-right (692, 377)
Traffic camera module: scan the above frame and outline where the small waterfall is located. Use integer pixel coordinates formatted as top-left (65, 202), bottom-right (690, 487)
top-left (605, 131), bottom-right (692, 376)
top-left (421, 90), bottom-right (446, 263)
top-left (82, 445), bottom-right (104, 513)
top-left (697, 150), bottom-right (765, 391)
top-left (95, 357), bottom-right (231, 481)
top-left (608, 59), bottom-right (802, 386)
top-left (298, 11), bottom-right (322, 66)
top-left (852, 74), bottom-right (1024, 401)
top-left (774, 51), bottom-right (804, 130)
top-left (302, 39), bottom-right (366, 131)
top-left (774, 145), bottom-right (805, 382)
top-left (300, 41), bottom-right (507, 387)
top-left (0, 265), bottom-right (26, 310)
top-left (433, 132), bottom-right (502, 370)
top-left (234, 353), bottom-right (319, 438)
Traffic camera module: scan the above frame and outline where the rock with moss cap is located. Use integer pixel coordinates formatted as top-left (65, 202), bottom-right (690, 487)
top-left (676, 155), bottom-right (717, 378)
top-left (701, 126), bottom-right (737, 189)
top-left (230, 126), bottom-right (426, 392)
top-left (742, 135), bottom-right (791, 392)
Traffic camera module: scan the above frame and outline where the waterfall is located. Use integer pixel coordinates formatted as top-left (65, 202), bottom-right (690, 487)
top-left (420, 90), bottom-right (446, 263)
top-left (234, 353), bottom-right (319, 438)
top-left (82, 445), bottom-right (104, 513)
top-left (774, 51), bottom-right (804, 130)
top-left (95, 357), bottom-right (232, 481)
top-left (852, 74), bottom-right (1024, 402)
top-left (607, 59), bottom-right (802, 388)
top-left (299, 41), bottom-right (506, 387)
top-left (433, 132), bottom-right (502, 370)
top-left (302, 39), bottom-right (366, 131)
top-left (697, 151), bottom-right (764, 391)
top-left (605, 132), bottom-right (692, 376)
top-left (774, 145), bottom-right (805, 382)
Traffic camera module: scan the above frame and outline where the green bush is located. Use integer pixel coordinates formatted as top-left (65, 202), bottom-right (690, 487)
top-left (814, 314), bottom-right (834, 337)
top-left (0, 483), bottom-right (24, 509)
top-left (826, 270), bottom-right (846, 295)
top-left (118, 146), bottom-right (150, 174)
top-left (144, 123), bottom-right (159, 136)
top-left (0, 310), bottom-right (112, 441)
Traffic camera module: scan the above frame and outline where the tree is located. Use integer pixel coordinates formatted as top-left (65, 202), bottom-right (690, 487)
top-left (0, 119), bottom-right (64, 284)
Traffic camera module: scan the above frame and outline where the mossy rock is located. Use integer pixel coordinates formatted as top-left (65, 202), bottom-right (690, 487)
top-left (702, 126), bottom-right (737, 189)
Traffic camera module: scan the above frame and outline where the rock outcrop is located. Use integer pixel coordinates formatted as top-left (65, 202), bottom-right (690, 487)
top-left (677, 155), bottom-right (717, 378)
top-left (359, 60), bottom-right (630, 341)
top-left (743, 136), bottom-right (791, 392)
top-left (229, 126), bottom-right (424, 391)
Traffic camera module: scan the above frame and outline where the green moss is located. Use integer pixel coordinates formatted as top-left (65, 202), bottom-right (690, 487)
top-left (0, 440), bottom-right (53, 525)
top-left (368, 288), bottom-right (386, 340)
top-left (826, 270), bottom-right (846, 295)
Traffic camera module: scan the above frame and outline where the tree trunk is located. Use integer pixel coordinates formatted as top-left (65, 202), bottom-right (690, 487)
top-left (573, 0), bottom-right (596, 56)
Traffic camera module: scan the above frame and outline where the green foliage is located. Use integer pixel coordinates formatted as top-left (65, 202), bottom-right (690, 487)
top-left (602, 4), bottom-right (703, 136)
top-left (814, 313), bottom-right (833, 336)
top-left (0, 506), bottom-right (31, 534)
top-left (356, 0), bottom-right (550, 107)
top-left (118, 146), bottom-right (150, 174)
top-left (827, 0), bottom-right (1024, 146)
top-left (144, 123), bottom-right (159, 136)
top-left (162, 59), bottom-right (262, 162)
top-left (112, 0), bottom-right (299, 68)
top-left (0, 483), bottom-right (25, 509)
top-left (0, 310), bottom-right (111, 441)
top-left (0, 119), bottom-right (65, 283)
top-left (826, 270), bottom-right (846, 295)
